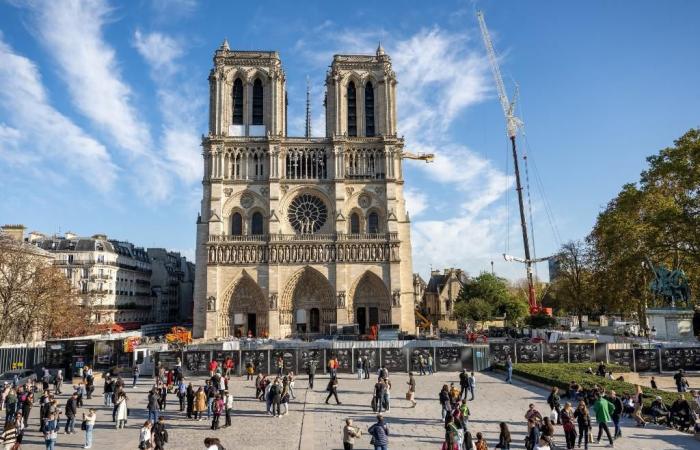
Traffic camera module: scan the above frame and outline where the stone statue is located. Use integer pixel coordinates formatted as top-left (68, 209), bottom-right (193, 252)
top-left (646, 258), bottom-right (691, 308)
top-left (207, 296), bottom-right (217, 311)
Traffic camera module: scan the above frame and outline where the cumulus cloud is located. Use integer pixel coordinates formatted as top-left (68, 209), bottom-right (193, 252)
top-left (404, 188), bottom-right (428, 217)
top-left (26, 0), bottom-right (172, 200)
top-left (0, 36), bottom-right (117, 192)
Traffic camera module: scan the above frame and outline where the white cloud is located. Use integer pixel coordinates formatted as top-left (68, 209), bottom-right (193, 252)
top-left (0, 37), bottom-right (117, 191)
top-left (27, 0), bottom-right (172, 200)
top-left (133, 30), bottom-right (203, 184)
top-left (404, 188), bottom-right (428, 217)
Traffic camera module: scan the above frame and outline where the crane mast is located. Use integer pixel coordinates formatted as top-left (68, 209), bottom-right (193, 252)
top-left (477, 11), bottom-right (541, 314)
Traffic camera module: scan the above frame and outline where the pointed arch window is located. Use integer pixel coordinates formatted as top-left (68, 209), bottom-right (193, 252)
top-left (365, 81), bottom-right (375, 137)
top-left (350, 213), bottom-right (360, 234)
top-left (252, 79), bottom-right (264, 125)
top-left (251, 212), bottom-right (264, 235)
top-left (232, 78), bottom-right (244, 125)
top-left (368, 211), bottom-right (379, 233)
top-left (347, 81), bottom-right (357, 137)
top-left (231, 212), bottom-right (243, 235)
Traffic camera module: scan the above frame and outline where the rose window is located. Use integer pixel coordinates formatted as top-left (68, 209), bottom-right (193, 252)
top-left (288, 194), bottom-right (328, 233)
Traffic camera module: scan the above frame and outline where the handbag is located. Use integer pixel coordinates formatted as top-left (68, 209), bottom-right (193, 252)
top-left (405, 392), bottom-right (411, 400)
top-left (81, 420), bottom-right (87, 431)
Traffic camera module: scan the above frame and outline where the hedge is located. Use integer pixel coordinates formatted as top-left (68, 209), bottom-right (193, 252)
top-left (505, 363), bottom-right (681, 408)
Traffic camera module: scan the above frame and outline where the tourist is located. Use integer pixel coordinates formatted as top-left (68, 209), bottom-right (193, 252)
top-left (383, 377), bottom-right (392, 413)
top-left (495, 422), bottom-right (511, 449)
top-left (177, 379), bottom-right (187, 412)
top-left (270, 378), bottom-right (283, 417)
top-left (147, 389), bottom-right (160, 424)
top-left (11, 412), bottom-right (23, 447)
top-left (208, 359), bottom-right (218, 378)
top-left (573, 401), bottom-right (590, 450)
top-left (103, 376), bottom-right (114, 407)
top-left (203, 437), bottom-right (224, 450)
top-left (418, 354), bottom-right (426, 375)
top-left (673, 369), bottom-right (688, 392)
top-left (459, 399), bottom-right (470, 430)
top-left (427, 354), bottom-right (434, 375)
top-left (606, 390), bottom-right (623, 439)
top-left (325, 376), bottom-right (341, 405)
top-left (3, 388), bottom-right (16, 424)
top-left (439, 385), bottom-right (451, 420)
top-left (54, 370), bottom-right (63, 395)
top-left (82, 408), bottom-right (96, 449)
top-left (276, 356), bottom-right (284, 377)
top-left (224, 357), bottom-right (234, 377)
top-left (139, 420), bottom-right (152, 450)
top-left (19, 390), bottom-right (32, 428)
top-left (1, 422), bottom-right (17, 450)
top-left (281, 381), bottom-right (291, 416)
top-left (194, 387), bottom-right (207, 421)
top-left (670, 394), bottom-right (693, 430)
top-left (223, 390), bottom-right (234, 427)
top-left (205, 380), bottom-right (216, 420)
top-left (632, 385), bottom-right (647, 427)
top-left (547, 386), bottom-right (562, 425)
top-left (152, 416), bottom-right (168, 450)
top-left (64, 393), bottom-right (78, 434)
top-left (560, 402), bottom-right (576, 449)
top-left (186, 383), bottom-right (195, 419)
top-left (649, 396), bottom-right (670, 424)
top-left (306, 360), bottom-right (317, 389)
top-left (459, 369), bottom-right (469, 400)
top-left (357, 358), bottom-right (364, 380)
top-left (445, 415), bottom-right (461, 449)
top-left (533, 435), bottom-right (552, 450)
top-left (368, 414), bottom-right (389, 450)
top-left (540, 417), bottom-right (554, 442)
top-left (132, 366), bottom-right (140, 388)
top-left (342, 418), bottom-right (361, 450)
top-left (43, 412), bottom-right (59, 450)
top-left (406, 372), bottom-right (416, 407)
top-left (328, 355), bottom-right (339, 378)
top-left (505, 356), bottom-right (513, 384)
top-left (211, 394), bottom-right (224, 429)
top-left (475, 431), bottom-right (488, 450)
top-left (378, 365), bottom-right (389, 381)
top-left (650, 376), bottom-right (657, 389)
top-left (524, 403), bottom-right (542, 422)
top-left (525, 418), bottom-right (540, 450)
top-left (468, 372), bottom-right (476, 400)
top-left (592, 394), bottom-right (615, 446)
top-left (363, 356), bottom-right (372, 379)
top-left (374, 378), bottom-right (387, 413)
top-left (245, 361), bottom-right (254, 380)
top-left (115, 392), bottom-right (128, 429)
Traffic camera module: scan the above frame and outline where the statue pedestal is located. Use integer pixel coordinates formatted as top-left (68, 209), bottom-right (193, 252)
top-left (646, 308), bottom-right (695, 341)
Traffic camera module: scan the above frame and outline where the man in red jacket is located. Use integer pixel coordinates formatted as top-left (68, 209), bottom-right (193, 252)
top-left (208, 359), bottom-right (218, 377)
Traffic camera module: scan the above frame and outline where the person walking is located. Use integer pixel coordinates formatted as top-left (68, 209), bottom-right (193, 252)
top-left (505, 356), bottom-right (513, 384)
top-left (364, 356), bottom-right (372, 380)
top-left (64, 393), bottom-right (78, 434)
top-left (368, 414), bottom-right (389, 450)
top-left (138, 421), bottom-right (152, 450)
top-left (115, 392), bottom-right (128, 429)
top-left (194, 387), bottom-right (207, 421)
top-left (177, 380), bottom-right (186, 412)
top-left (287, 371), bottom-right (296, 399)
top-left (547, 387), bottom-right (562, 425)
top-left (374, 378), bottom-right (386, 413)
top-left (132, 366), bottom-right (140, 389)
top-left (83, 408), bottom-right (96, 449)
top-left (475, 432), bottom-right (488, 450)
top-left (418, 355), bottom-right (426, 376)
top-left (406, 372), bottom-right (417, 407)
top-left (1, 422), bottom-right (17, 450)
top-left (211, 394), bottom-right (224, 429)
top-left (325, 376), bottom-right (341, 405)
top-left (468, 372), bottom-right (476, 400)
top-left (306, 360), bottom-right (317, 390)
top-left (560, 402), bottom-right (576, 450)
top-left (276, 356), bottom-right (284, 377)
top-left (43, 412), bottom-right (59, 450)
top-left (328, 356), bottom-right (339, 378)
top-left (573, 401), bottom-right (591, 450)
top-left (147, 389), bottom-right (159, 424)
top-left (495, 422), bottom-right (511, 449)
top-left (54, 370), bottom-right (63, 395)
top-left (152, 416), bottom-right (168, 450)
top-left (592, 394), bottom-right (615, 447)
top-left (357, 358), bottom-right (364, 380)
top-left (342, 418), bottom-right (361, 450)
top-left (439, 385), bottom-right (450, 420)
top-left (606, 390), bottom-right (623, 439)
top-left (223, 390), bottom-right (234, 427)
top-left (383, 378), bottom-right (392, 413)
top-left (459, 369), bottom-right (469, 400)
top-left (632, 385), bottom-right (647, 427)
top-left (186, 383), bottom-right (195, 419)
top-left (427, 354), bottom-right (434, 375)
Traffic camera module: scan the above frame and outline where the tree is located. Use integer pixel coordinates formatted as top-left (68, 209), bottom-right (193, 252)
top-left (458, 272), bottom-right (511, 305)
top-left (453, 297), bottom-right (493, 326)
top-left (550, 240), bottom-right (595, 329)
top-left (455, 272), bottom-right (527, 326)
top-left (0, 236), bottom-right (95, 343)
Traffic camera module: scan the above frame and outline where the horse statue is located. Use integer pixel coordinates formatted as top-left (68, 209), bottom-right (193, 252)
top-left (646, 258), bottom-right (691, 308)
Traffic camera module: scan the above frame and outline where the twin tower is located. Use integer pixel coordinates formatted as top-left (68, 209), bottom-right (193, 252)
top-left (193, 41), bottom-right (416, 340)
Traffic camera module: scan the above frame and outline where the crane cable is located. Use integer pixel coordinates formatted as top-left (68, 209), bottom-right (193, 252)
top-left (504, 137), bottom-right (511, 256)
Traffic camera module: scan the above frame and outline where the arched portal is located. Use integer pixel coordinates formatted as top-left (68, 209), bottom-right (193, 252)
top-left (350, 272), bottom-right (392, 334)
top-left (281, 267), bottom-right (336, 335)
top-left (218, 273), bottom-right (268, 338)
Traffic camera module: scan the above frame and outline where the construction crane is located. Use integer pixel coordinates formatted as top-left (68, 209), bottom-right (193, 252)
top-left (477, 10), bottom-right (549, 315)
top-left (401, 151), bottom-right (434, 162)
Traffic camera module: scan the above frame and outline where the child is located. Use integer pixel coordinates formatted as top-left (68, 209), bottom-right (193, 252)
top-left (476, 431), bottom-right (489, 450)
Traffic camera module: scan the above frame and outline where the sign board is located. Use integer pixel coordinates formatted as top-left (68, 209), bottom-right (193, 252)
top-left (569, 344), bottom-right (594, 363)
top-left (45, 341), bottom-right (69, 368)
top-left (607, 349), bottom-right (633, 370)
top-left (633, 348), bottom-right (659, 372)
top-left (212, 351), bottom-right (240, 375)
top-left (353, 348), bottom-right (379, 373)
top-left (270, 349), bottom-right (297, 374)
top-left (155, 351), bottom-right (181, 373)
top-left (408, 347), bottom-right (433, 372)
top-left (299, 349), bottom-right (324, 374)
top-left (183, 351), bottom-right (210, 376)
top-left (488, 343), bottom-right (514, 365)
top-left (241, 350), bottom-right (268, 375)
top-left (660, 347), bottom-right (700, 372)
top-left (436, 347), bottom-right (469, 372)
top-left (381, 348), bottom-right (407, 373)
top-left (328, 349), bottom-right (352, 373)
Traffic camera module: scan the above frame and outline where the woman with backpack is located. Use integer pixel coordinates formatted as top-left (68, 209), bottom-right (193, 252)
top-left (138, 420), bottom-right (152, 450)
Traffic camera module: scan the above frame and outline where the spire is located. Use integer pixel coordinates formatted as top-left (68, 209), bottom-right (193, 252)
top-left (376, 41), bottom-right (385, 56)
top-left (220, 38), bottom-right (230, 51)
top-left (305, 76), bottom-right (312, 138)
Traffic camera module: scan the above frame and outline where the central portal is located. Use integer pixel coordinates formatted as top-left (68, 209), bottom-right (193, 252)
top-left (281, 267), bottom-right (336, 337)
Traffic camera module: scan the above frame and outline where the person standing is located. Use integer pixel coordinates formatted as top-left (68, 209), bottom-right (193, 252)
top-left (364, 356), bottom-right (372, 380)
top-left (186, 383), bottom-right (195, 419)
top-left (547, 387), bottom-right (562, 425)
top-left (223, 390), bottom-right (234, 427)
top-left (152, 416), bottom-right (168, 450)
top-left (64, 393), bottom-right (78, 434)
top-left (115, 392), bottom-right (128, 429)
top-left (211, 394), bottom-right (224, 429)
top-left (560, 402), bottom-right (576, 450)
top-left (673, 369), bottom-right (688, 393)
top-left (459, 370), bottom-right (469, 400)
top-left (439, 385), bottom-right (450, 420)
top-left (383, 378), bottom-right (392, 413)
top-left (328, 356), bottom-right (339, 378)
top-left (1, 422), bottom-right (17, 450)
top-left (138, 420), bottom-right (152, 450)
top-left (406, 372), bottom-right (417, 408)
top-left (269, 380), bottom-right (282, 417)
top-left (505, 356), bottom-right (513, 384)
top-left (208, 359), bottom-right (218, 378)
top-left (194, 387), bottom-right (206, 421)
top-left (592, 395), bottom-right (615, 447)
top-left (356, 358), bottom-right (364, 380)
top-left (276, 356), bottom-right (284, 377)
top-left (177, 379), bottom-right (187, 412)
top-left (468, 372), bottom-right (476, 400)
top-left (606, 390), bottom-right (623, 439)
top-left (54, 370), bottom-right (63, 395)
top-left (147, 389), bottom-right (159, 424)
top-left (368, 415), bottom-right (389, 450)
top-left (306, 360), bottom-right (317, 390)
top-left (325, 376), bottom-right (341, 405)
top-left (427, 354), bottom-right (434, 375)
top-left (418, 355), bottom-right (426, 376)
top-left (43, 412), bottom-right (59, 450)
top-left (342, 418), bottom-right (361, 450)
top-left (374, 378), bottom-right (386, 413)
top-left (82, 408), bottom-right (96, 449)
top-left (132, 366), bottom-right (140, 389)
top-left (573, 401), bottom-right (590, 450)
top-left (287, 371), bottom-right (296, 400)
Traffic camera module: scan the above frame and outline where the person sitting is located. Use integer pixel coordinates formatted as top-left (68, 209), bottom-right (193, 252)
top-left (650, 396), bottom-right (670, 425)
top-left (622, 394), bottom-right (635, 418)
top-left (669, 394), bottom-right (693, 431)
top-left (585, 367), bottom-right (594, 375)
top-left (596, 363), bottom-right (607, 377)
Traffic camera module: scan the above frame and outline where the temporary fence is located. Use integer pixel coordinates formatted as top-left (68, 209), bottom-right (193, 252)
top-left (0, 343), bottom-right (45, 373)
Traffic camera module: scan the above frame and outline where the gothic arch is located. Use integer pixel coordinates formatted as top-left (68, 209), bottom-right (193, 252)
top-left (218, 271), bottom-right (268, 337)
top-left (348, 271), bottom-right (392, 329)
top-left (280, 266), bottom-right (336, 334)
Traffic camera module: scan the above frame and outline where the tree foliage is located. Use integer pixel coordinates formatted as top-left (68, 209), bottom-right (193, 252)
top-left (454, 272), bottom-right (528, 326)
top-left (0, 238), bottom-right (96, 343)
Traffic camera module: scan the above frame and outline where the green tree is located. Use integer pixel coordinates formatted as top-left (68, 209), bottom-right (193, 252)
top-left (458, 272), bottom-right (511, 305)
top-left (453, 297), bottom-right (493, 325)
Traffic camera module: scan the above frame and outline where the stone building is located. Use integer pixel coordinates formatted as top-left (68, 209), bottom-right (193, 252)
top-left (148, 248), bottom-right (195, 323)
top-left (421, 268), bottom-right (467, 330)
top-left (193, 42), bottom-right (416, 339)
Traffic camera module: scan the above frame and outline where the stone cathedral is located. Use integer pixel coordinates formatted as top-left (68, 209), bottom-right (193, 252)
top-left (193, 40), bottom-right (416, 339)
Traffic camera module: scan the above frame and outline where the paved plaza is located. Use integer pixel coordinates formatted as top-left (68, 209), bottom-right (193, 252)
top-left (19, 371), bottom-right (697, 449)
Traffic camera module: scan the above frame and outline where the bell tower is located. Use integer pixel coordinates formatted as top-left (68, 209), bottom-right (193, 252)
top-left (325, 44), bottom-right (397, 137)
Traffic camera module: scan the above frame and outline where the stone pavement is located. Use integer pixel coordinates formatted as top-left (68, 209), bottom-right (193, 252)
top-left (18, 371), bottom-right (697, 449)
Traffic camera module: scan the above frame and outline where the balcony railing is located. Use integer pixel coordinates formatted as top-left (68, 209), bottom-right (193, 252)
top-left (208, 232), bottom-right (398, 243)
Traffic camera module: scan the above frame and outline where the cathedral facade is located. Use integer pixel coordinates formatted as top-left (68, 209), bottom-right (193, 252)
top-left (193, 41), bottom-right (415, 339)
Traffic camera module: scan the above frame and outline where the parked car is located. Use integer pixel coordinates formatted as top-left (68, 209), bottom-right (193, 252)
top-left (0, 369), bottom-right (37, 386)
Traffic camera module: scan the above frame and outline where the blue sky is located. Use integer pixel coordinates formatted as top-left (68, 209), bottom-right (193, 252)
top-left (1, 0), bottom-right (698, 281)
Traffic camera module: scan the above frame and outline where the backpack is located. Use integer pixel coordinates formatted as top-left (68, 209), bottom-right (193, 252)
top-left (269, 384), bottom-right (280, 397)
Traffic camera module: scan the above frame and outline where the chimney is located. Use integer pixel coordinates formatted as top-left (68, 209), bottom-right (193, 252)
top-left (65, 231), bottom-right (78, 240)
top-left (92, 234), bottom-right (108, 240)
top-left (1, 224), bottom-right (26, 242)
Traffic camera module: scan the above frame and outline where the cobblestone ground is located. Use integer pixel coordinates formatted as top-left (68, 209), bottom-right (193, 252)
top-left (19, 371), bottom-right (697, 449)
